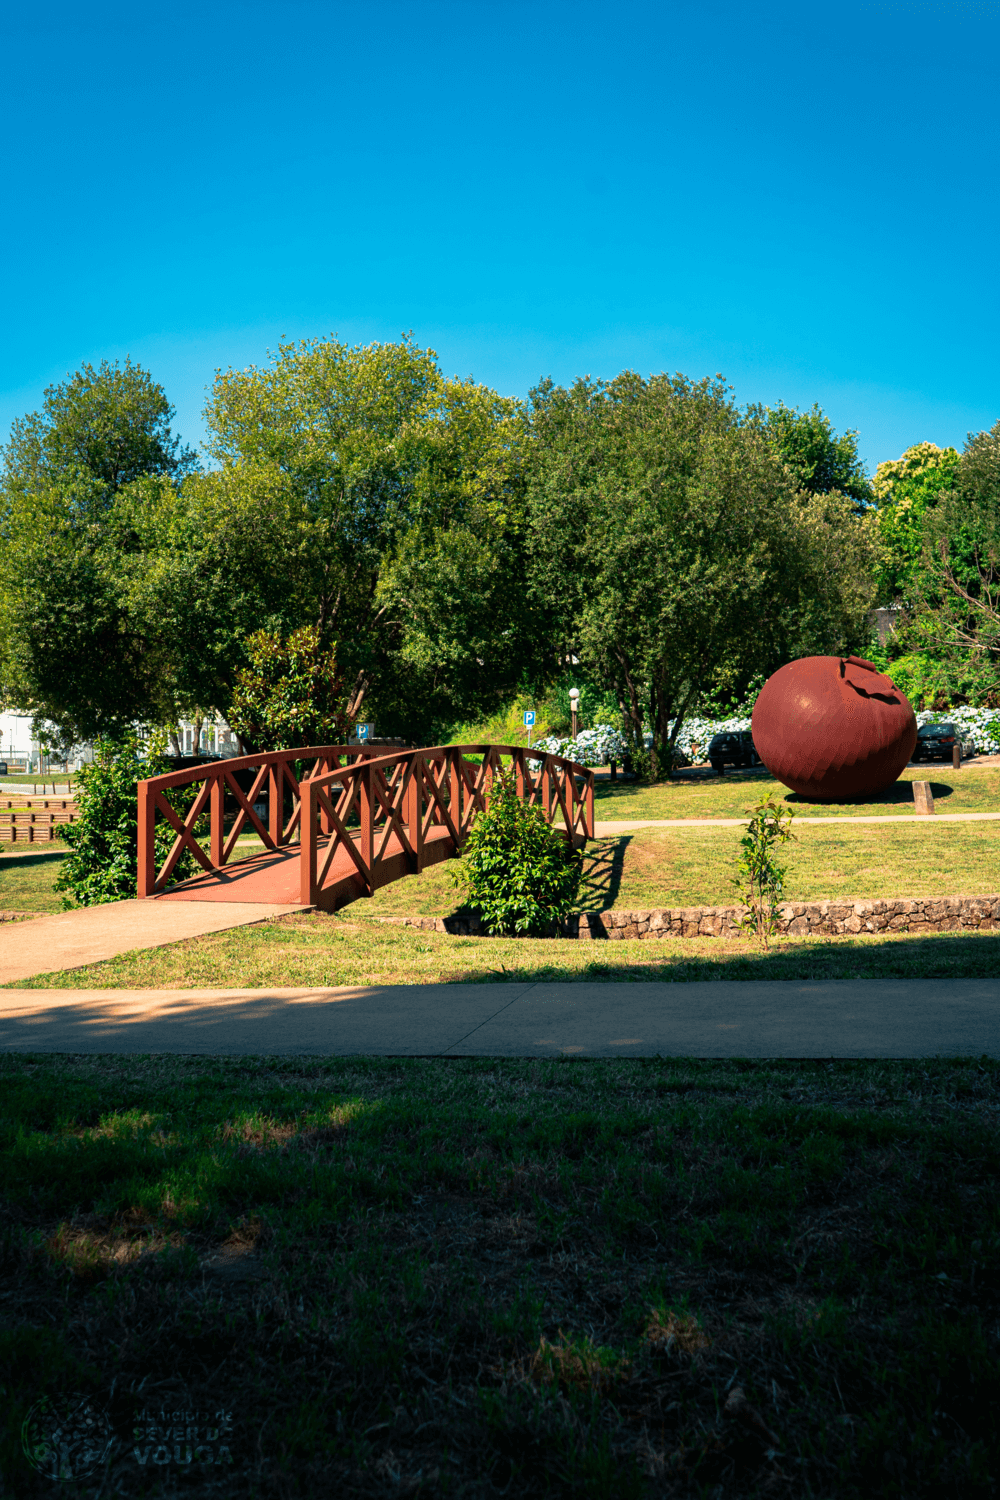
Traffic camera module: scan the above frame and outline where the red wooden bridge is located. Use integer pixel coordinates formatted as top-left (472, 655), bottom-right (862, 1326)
top-left (137, 743), bottom-right (594, 911)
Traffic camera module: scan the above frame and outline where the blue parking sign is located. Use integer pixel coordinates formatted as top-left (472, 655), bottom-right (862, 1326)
top-left (523, 711), bottom-right (535, 727)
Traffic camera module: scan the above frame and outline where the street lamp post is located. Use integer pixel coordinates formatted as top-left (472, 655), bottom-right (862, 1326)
top-left (569, 687), bottom-right (580, 741)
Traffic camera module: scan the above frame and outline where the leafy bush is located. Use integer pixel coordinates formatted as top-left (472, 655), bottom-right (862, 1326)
top-left (734, 795), bottom-right (795, 948)
top-left (55, 732), bottom-right (193, 907)
top-left (454, 772), bottom-right (582, 936)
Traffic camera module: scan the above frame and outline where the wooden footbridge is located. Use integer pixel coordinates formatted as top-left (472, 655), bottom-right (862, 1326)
top-left (138, 744), bottom-right (594, 912)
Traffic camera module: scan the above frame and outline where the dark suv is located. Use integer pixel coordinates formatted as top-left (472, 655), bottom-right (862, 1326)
top-left (912, 722), bottom-right (976, 763)
top-left (708, 730), bottom-right (760, 774)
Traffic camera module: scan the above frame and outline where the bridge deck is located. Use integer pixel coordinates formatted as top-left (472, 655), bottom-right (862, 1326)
top-left (152, 823), bottom-right (454, 911)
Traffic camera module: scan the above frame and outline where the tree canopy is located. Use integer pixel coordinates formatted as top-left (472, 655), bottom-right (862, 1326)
top-left (526, 374), bottom-right (874, 776)
top-left (750, 401), bottom-right (871, 507)
top-left (1, 342), bottom-right (933, 757)
top-left (882, 423), bottom-right (1000, 704)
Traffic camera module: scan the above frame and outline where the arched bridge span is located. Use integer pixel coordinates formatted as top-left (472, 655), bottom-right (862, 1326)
top-left (138, 743), bottom-right (594, 912)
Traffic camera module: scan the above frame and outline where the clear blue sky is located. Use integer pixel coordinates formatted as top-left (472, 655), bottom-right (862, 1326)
top-left (2, 0), bottom-right (997, 473)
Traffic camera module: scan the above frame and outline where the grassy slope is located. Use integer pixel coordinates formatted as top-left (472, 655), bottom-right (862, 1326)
top-left (367, 821), bottom-right (1000, 917)
top-left (1, 1052), bottom-right (997, 1498)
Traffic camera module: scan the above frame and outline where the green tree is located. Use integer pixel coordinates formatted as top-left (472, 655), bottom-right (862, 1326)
top-left (203, 335), bottom-right (537, 740)
top-left (1, 357), bottom-right (196, 518)
top-left (891, 422), bottom-right (1000, 704)
top-left (527, 373), bottom-right (874, 779)
top-left (0, 362), bottom-right (201, 741)
top-left (750, 401), bottom-right (871, 507)
top-left (227, 627), bottom-right (352, 752)
top-left (872, 441), bottom-right (961, 605)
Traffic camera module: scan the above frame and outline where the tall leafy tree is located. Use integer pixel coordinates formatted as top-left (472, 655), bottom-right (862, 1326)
top-left (750, 401), bottom-right (871, 507)
top-left (871, 441), bottom-right (961, 604)
top-left (0, 361), bottom-right (199, 743)
top-left (527, 373), bottom-right (874, 777)
top-left (890, 422), bottom-right (1000, 704)
top-left (202, 335), bottom-right (536, 739)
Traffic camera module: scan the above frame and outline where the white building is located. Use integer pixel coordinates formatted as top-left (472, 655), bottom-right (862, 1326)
top-left (0, 709), bottom-right (42, 770)
top-left (0, 709), bottom-right (240, 772)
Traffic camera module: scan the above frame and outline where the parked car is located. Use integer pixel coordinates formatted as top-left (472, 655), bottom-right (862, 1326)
top-left (708, 730), bottom-right (761, 774)
top-left (912, 722), bottom-right (976, 763)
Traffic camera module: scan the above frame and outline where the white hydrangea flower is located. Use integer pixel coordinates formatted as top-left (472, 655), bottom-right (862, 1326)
top-left (530, 724), bottom-right (628, 768)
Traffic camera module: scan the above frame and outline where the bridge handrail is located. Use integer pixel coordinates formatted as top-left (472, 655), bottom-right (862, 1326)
top-left (137, 742), bottom-right (594, 901)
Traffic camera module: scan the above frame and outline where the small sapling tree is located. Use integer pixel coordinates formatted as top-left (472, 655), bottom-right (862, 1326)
top-left (734, 794), bottom-right (795, 948)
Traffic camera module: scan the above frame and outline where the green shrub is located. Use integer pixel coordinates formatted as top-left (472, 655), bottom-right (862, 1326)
top-left (454, 772), bottom-right (582, 936)
top-left (54, 732), bottom-right (191, 907)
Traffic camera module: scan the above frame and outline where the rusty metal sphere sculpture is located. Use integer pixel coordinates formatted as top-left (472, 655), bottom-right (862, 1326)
top-left (751, 655), bottom-right (917, 801)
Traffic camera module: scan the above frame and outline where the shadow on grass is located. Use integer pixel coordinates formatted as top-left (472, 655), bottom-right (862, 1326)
top-left (450, 929), bottom-right (1000, 983)
top-left (576, 837), bottom-right (631, 912)
top-left (786, 780), bottom-right (954, 808)
top-left (0, 848), bottom-right (66, 872)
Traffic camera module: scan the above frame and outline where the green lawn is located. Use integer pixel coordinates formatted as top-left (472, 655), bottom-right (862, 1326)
top-left (590, 764), bottom-right (1000, 820)
top-left (0, 848), bottom-right (67, 913)
top-left (5, 820), bottom-right (1000, 988)
top-left (368, 821), bottom-right (1000, 918)
top-left (1, 1052), bottom-right (997, 1497)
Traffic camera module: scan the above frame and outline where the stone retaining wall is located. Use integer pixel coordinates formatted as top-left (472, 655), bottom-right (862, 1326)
top-left (380, 894), bottom-right (1000, 940)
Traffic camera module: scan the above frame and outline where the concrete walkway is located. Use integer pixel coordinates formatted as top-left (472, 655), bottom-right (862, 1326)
top-left (1, 979), bottom-right (997, 1057)
top-left (0, 901), bottom-right (301, 986)
top-left (594, 810), bottom-right (1000, 835)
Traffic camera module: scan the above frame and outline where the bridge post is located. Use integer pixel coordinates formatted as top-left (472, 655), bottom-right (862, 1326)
top-left (210, 773), bottom-right (224, 868)
top-left (269, 762), bottom-right (282, 847)
top-left (300, 779), bottom-right (317, 906)
top-left (359, 761), bottom-right (374, 891)
top-left (137, 779), bottom-right (156, 898)
top-left (405, 752), bottom-right (424, 873)
top-left (450, 748), bottom-right (464, 846)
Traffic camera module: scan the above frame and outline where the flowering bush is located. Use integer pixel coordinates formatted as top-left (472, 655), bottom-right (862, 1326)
top-left (665, 714), bottom-right (753, 762)
top-left (915, 705), bottom-right (1000, 752)
top-left (531, 725), bottom-right (628, 767)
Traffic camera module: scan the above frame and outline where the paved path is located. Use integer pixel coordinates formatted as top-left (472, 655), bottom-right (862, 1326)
top-left (593, 811), bottom-right (1000, 834)
top-left (0, 901), bottom-right (301, 986)
top-left (1, 979), bottom-right (997, 1057)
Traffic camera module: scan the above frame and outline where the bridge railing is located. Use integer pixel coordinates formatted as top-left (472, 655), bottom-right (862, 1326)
top-left (298, 743), bottom-right (594, 907)
top-left (137, 742), bottom-right (593, 901)
top-left (137, 745), bottom-right (380, 898)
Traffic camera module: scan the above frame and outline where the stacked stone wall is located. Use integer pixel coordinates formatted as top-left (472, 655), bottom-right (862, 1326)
top-left (380, 894), bottom-right (1000, 940)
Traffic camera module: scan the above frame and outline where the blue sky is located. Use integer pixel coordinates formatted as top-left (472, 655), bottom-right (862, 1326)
top-left (1, 0), bottom-right (997, 473)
